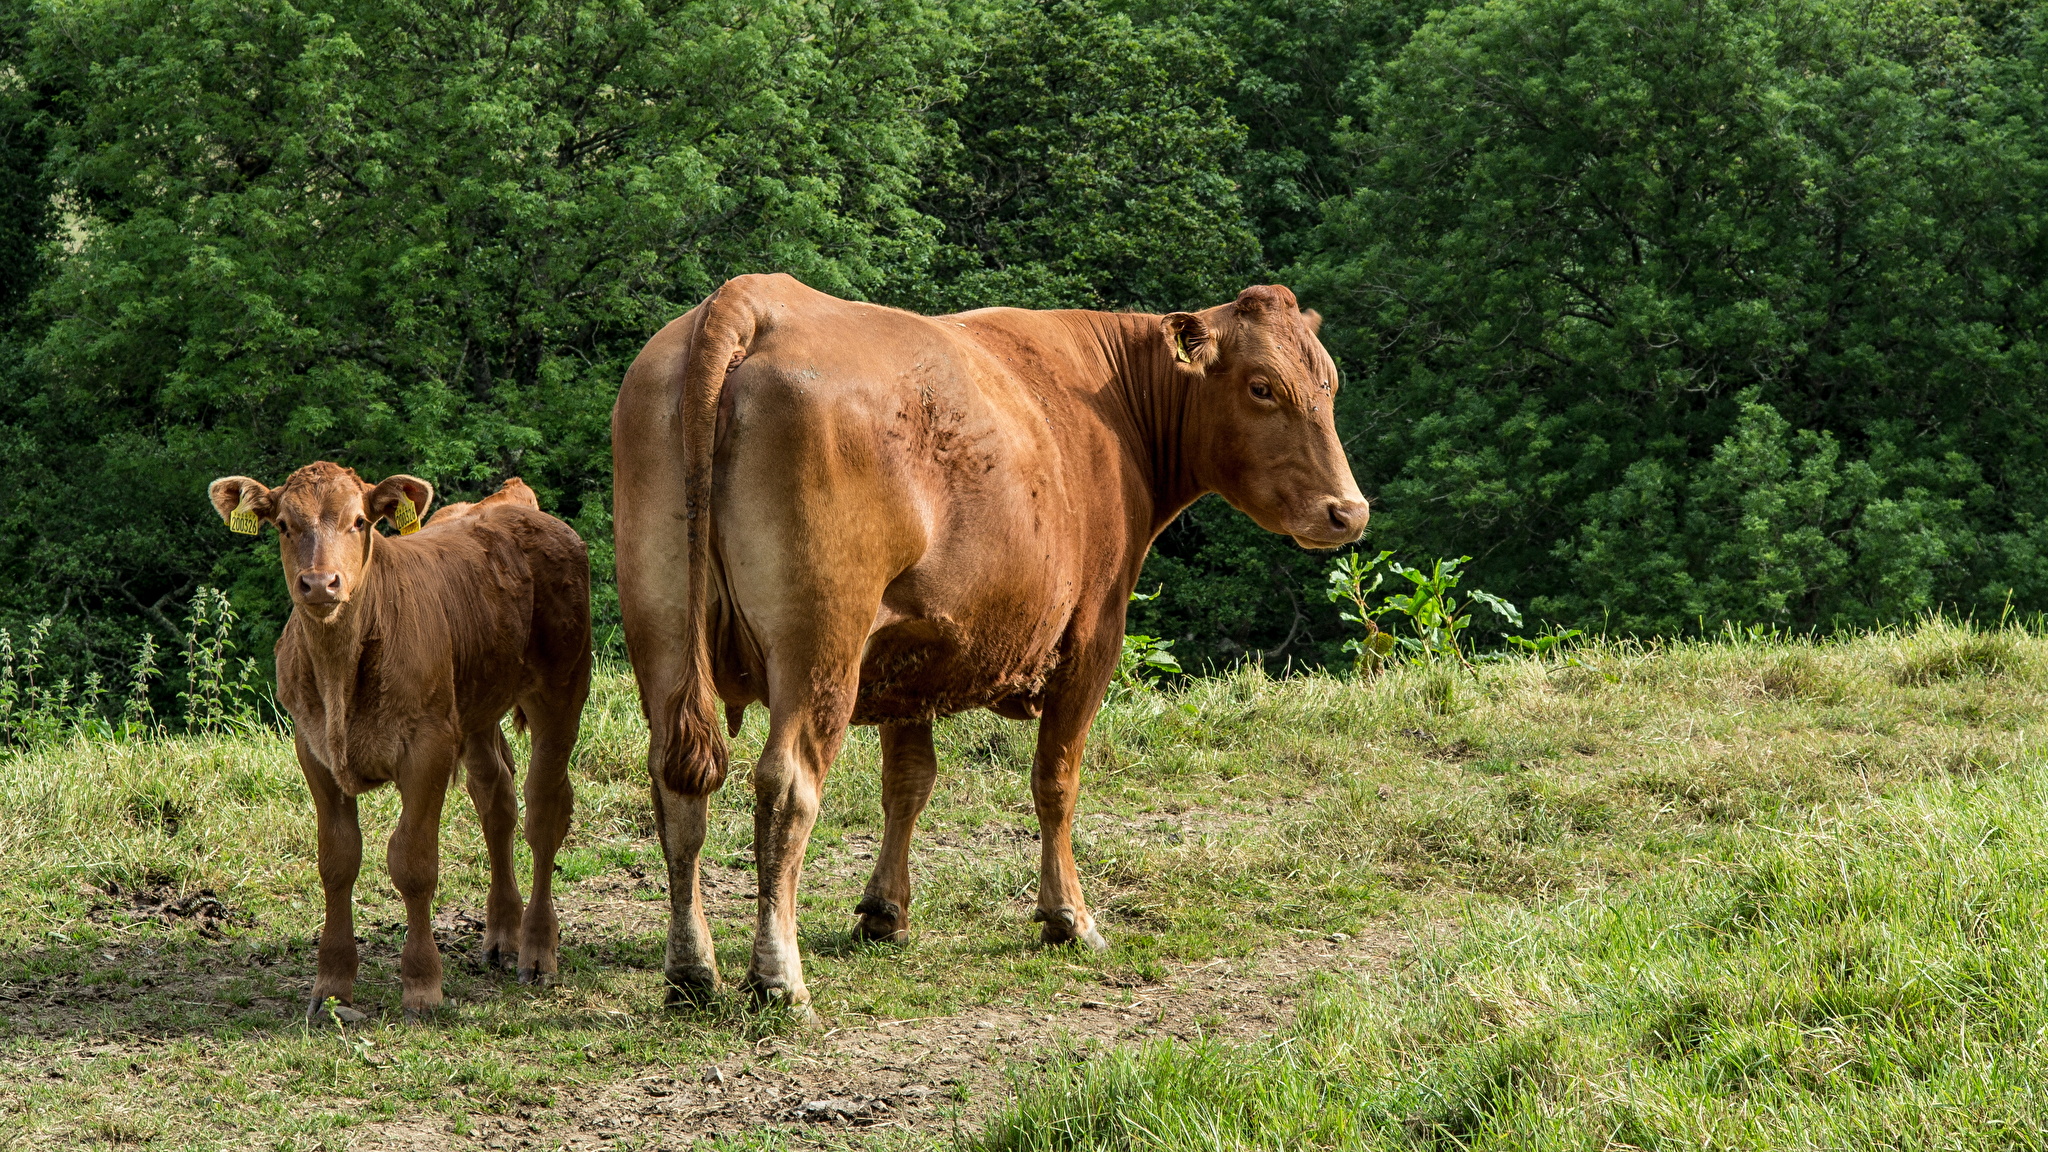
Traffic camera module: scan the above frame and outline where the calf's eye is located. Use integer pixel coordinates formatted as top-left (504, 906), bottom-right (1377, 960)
top-left (1250, 381), bottom-right (1273, 400)
top-left (354, 516), bottom-right (368, 531)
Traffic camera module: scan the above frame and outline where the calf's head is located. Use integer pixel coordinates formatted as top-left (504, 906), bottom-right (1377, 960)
top-left (207, 462), bottom-right (435, 617)
top-left (1168, 285), bottom-right (1369, 549)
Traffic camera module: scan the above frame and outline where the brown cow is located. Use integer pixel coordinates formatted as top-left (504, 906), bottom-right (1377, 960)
top-left (206, 467), bottom-right (592, 1021)
top-left (429, 475), bottom-right (540, 526)
top-left (614, 274), bottom-right (1367, 1009)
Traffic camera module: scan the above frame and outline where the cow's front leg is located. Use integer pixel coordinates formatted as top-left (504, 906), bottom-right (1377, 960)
top-left (298, 736), bottom-right (365, 1023)
top-left (855, 722), bottom-right (938, 942)
top-left (1032, 688), bottom-right (1109, 950)
top-left (388, 760), bottom-right (453, 1021)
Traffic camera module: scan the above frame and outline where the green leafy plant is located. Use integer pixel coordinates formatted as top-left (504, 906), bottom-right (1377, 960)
top-left (1378, 556), bottom-right (1521, 668)
top-left (121, 630), bottom-right (161, 740)
top-left (1118, 586), bottom-right (1184, 689)
top-left (178, 588), bottom-right (269, 735)
top-left (1325, 550), bottom-right (1398, 677)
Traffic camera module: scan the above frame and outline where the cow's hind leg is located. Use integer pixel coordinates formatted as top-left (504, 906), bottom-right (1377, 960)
top-left (854, 722), bottom-right (939, 943)
top-left (651, 771), bottom-right (719, 1005)
top-left (748, 641), bottom-right (863, 1009)
top-left (298, 735), bottom-right (365, 1024)
top-left (517, 691), bottom-right (582, 987)
top-left (462, 727), bottom-right (525, 971)
top-left (389, 749), bottom-right (457, 1020)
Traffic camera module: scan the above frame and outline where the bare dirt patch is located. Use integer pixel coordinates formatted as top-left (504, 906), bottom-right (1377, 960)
top-left (428, 923), bottom-right (1417, 1150)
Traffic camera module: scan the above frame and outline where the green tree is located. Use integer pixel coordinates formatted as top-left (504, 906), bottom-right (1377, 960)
top-left (895, 0), bottom-right (1260, 312)
top-left (7, 0), bottom-right (958, 665)
top-left (1299, 0), bottom-right (2048, 633)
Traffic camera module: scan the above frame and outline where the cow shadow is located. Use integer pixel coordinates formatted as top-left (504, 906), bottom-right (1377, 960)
top-left (0, 910), bottom-right (679, 1041)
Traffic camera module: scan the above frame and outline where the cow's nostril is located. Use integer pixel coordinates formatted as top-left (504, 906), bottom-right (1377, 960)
top-left (298, 572), bottom-right (343, 601)
top-left (1325, 500), bottom-right (1369, 535)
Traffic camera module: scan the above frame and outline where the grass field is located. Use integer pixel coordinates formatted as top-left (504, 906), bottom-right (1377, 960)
top-left (1, 619), bottom-right (2044, 1149)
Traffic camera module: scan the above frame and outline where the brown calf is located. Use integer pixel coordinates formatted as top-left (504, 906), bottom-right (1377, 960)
top-left (207, 466), bottom-right (592, 1021)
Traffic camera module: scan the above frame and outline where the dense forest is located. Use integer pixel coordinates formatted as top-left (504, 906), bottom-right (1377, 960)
top-left (2, 0), bottom-right (2045, 680)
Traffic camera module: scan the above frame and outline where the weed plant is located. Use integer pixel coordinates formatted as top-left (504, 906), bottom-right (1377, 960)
top-left (0, 587), bottom-right (272, 749)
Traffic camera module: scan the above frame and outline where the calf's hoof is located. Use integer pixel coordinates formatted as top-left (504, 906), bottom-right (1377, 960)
top-left (482, 944), bottom-right (518, 973)
top-left (306, 997), bottom-right (368, 1027)
top-left (852, 895), bottom-right (909, 944)
top-left (1034, 906), bottom-right (1109, 951)
top-left (516, 967), bottom-right (555, 988)
top-left (663, 967), bottom-right (721, 1008)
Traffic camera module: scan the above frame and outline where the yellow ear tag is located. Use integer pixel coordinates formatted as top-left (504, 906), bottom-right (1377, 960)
top-left (228, 492), bottom-right (259, 535)
top-left (393, 495), bottom-right (422, 536)
top-left (1174, 334), bottom-right (1191, 364)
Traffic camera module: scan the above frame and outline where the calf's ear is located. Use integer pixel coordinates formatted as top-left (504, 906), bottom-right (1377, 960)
top-left (1162, 312), bottom-right (1218, 374)
top-left (364, 475), bottom-right (436, 530)
top-left (1301, 308), bottom-right (1323, 336)
top-left (208, 477), bottom-right (276, 532)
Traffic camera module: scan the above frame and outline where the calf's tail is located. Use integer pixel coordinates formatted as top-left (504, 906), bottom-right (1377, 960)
top-left (657, 282), bottom-right (758, 797)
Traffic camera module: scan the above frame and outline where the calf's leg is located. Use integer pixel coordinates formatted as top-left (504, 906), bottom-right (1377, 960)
top-left (388, 760), bottom-right (454, 1020)
top-left (299, 736), bottom-right (365, 1023)
top-left (461, 727), bottom-right (525, 971)
top-left (855, 721), bottom-right (939, 943)
top-left (517, 694), bottom-right (581, 986)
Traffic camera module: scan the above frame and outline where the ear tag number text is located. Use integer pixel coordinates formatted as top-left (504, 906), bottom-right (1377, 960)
top-left (229, 492), bottom-right (259, 535)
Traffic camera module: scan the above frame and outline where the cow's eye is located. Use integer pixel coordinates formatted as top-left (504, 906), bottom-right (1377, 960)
top-left (1249, 380), bottom-right (1274, 401)
top-left (353, 516), bottom-right (367, 532)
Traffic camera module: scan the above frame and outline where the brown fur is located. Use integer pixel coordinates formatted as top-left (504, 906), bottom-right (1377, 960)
top-left (205, 464), bottom-right (592, 1020)
top-left (428, 476), bottom-right (542, 527)
top-left (613, 275), bottom-right (1367, 1006)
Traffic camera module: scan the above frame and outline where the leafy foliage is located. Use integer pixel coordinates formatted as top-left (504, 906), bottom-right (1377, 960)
top-left (8, 0), bottom-right (2048, 680)
top-left (1300, 0), bottom-right (2048, 635)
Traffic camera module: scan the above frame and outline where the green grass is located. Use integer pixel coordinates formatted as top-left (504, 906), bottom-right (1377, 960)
top-left (981, 767), bottom-right (2048, 1149)
top-left (2, 617), bottom-right (2046, 1148)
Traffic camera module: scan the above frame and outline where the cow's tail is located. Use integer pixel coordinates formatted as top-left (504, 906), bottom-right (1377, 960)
top-left (657, 282), bottom-right (757, 797)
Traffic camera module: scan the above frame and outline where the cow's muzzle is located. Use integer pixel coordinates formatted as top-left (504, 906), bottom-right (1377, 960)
top-left (297, 570), bottom-right (344, 605)
top-left (1291, 498), bottom-right (1369, 549)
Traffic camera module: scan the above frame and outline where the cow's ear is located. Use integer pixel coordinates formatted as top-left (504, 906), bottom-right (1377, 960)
top-left (364, 474), bottom-right (435, 529)
top-left (208, 476), bottom-right (277, 532)
top-left (1162, 312), bottom-right (1218, 374)
top-left (1300, 308), bottom-right (1322, 336)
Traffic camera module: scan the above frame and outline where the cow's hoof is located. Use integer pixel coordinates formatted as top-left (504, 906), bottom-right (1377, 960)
top-left (516, 967), bottom-right (555, 988)
top-left (482, 945), bottom-right (517, 973)
top-left (747, 983), bottom-right (818, 1024)
top-left (853, 895), bottom-right (909, 944)
top-left (1033, 906), bottom-right (1109, 951)
top-left (306, 998), bottom-right (367, 1027)
top-left (401, 1002), bottom-right (442, 1024)
top-left (664, 968), bottom-right (721, 1008)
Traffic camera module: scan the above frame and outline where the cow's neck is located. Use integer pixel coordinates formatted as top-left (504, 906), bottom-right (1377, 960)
top-left (292, 559), bottom-right (385, 777)
top-left (1077, 311), bottom-right (1205, 531)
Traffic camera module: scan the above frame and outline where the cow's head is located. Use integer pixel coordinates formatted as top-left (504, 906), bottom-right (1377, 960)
top-left (1167, 285), bottom-right (1369, 549)
top-left (207, 462), bottom-right (434, 618)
